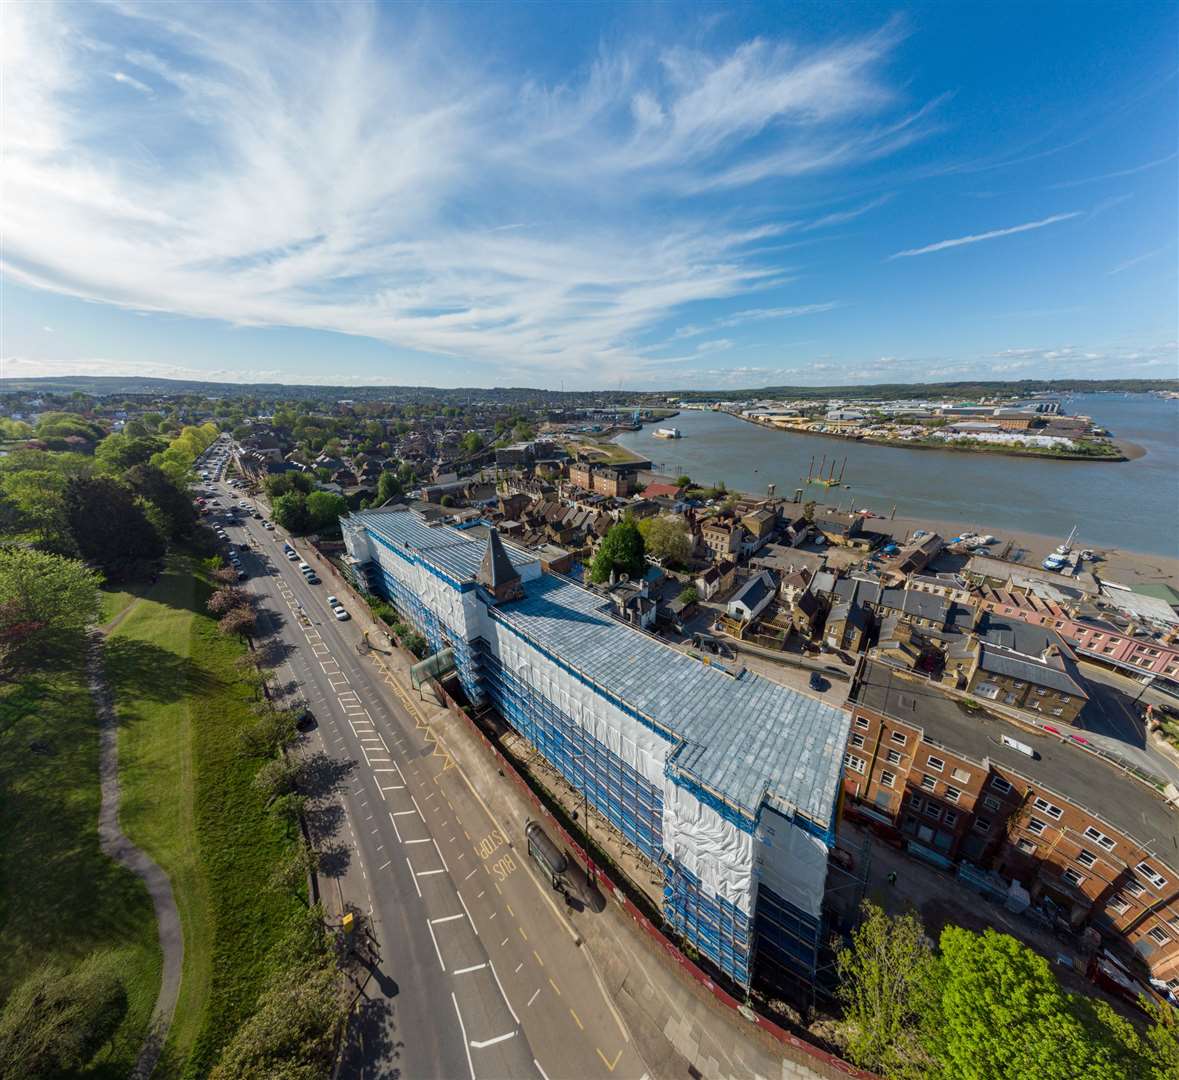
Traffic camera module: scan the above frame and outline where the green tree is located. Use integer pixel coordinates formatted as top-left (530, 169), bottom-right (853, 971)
top-left (0, 956), bottom-right (128, 1079)
top-left (64, 476), bottom-right (165, 581)
top-left (124, 463), bottom-right (197, 540)
top-left (208, 963), bottom-right (344, 1080)
top-left (375, 470), bottom-right (403, 504)
top-left (305, 490), bottom-right (347, 532)
top-left (460, 431), bottom-right (484, 454)
top-left (264, 472), bottom-right (314, 499)
top-left (925, 927), bottom-right (1135, 1080)
top-left (272, 492), bottom-right (312, 534)
top-left (0, 548), bottom-right (102, 671)
top-left (802, 499), bottom-right (817, 523)
top-left (835, 901), bottom-right (936, 1076)
top-left (637, 515), bottom-right (692, 566)
top-left (94, 433), bottom-right (164, 474)
top-left (589, 520), bottom-right (645, 583)
top-left (676, 585), bottom-right (699, 606)
top-left (675, 474), bottom-right (692, 488)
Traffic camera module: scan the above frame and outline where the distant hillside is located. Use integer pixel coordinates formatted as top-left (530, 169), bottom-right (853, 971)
top-left (1, 372), bottom-right (1175, 402)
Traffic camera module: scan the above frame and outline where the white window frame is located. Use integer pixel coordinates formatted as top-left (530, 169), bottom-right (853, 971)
top-left (1033, 797), bottom-right (1063, 820)
top-left (1063, 867), bottom-right (1085, 887)
top-left (991, 776), bottom-right (1012, 794)
top-left (1083, 826), bottom-right (1115, 852)
top-left (845, 754), bottom-right (866, 775)
top-left (921, 774), bottom-right (937, 791)
top-left (1148, 925), bottom-right (1170, 945)
top-left (854, 716), bottom-right (870, 730)
top-left (1017, 838), bottom-right (1037, 854)
top-left (880, 770), bottom-right (896, 789)
top-left (890, 731), bottom-right (908, 746)
top-left (983, 796), bottom-right (1001, 811)
top-left (1137, 862), bottom-right (1168, 890)
top-left (945, 786), bottom-right (962, 804)
top-left (973, 817), bottom-right (991, 834)
top-left (1027, 817), bottom-right (1047, 835)
top-left (850, 732), bottom-right (865, 748)
top-left (926, 755), bottom-right (945, 773)
top-left (1076, 849), bottom-right (1096, 868)
top-left (1108, 894), bottom-right (1130, 915)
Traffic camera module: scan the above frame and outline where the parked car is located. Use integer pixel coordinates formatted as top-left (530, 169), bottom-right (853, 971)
top-left (306, 575), bottom-right (321, 585)
top-left (333, 607), bottom-right (350, 620)
top-left (808, 671), bottom-right (826, 692)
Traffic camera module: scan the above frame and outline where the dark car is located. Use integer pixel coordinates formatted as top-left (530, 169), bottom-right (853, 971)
top-left (808, 671), bottom-right (826, 692)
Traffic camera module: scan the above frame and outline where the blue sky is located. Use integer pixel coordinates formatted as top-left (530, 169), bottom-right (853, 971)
top-left (3, 1), bottom-right (1176, 389)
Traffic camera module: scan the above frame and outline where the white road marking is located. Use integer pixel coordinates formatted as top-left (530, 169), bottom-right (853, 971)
top-left (451, 994), bottom-right (477, 1080)
top-left (453, 962), bottom-right (487, 975)
top-left (490, 960), bottom-right (519, 1024)
top-left (405, 857), bottom-right (422, 898)
top-left (457, 890), bottom-right (478, 936)
top-left (430, 913), bottom-right (464, 925)
top-left (526, 988), bottom-right (540, 1008)
top-left (470, 1032), bottom-right (516, 1050)
top-left (425, 920), bottom-right (446, 971)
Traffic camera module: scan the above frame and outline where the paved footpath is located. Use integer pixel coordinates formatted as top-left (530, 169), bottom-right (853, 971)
top-left (88, 631), bottom-right (184, 1080)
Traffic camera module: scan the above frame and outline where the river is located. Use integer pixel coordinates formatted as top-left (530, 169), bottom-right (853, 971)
top-left (614, 393), bottom-right (1179, 557)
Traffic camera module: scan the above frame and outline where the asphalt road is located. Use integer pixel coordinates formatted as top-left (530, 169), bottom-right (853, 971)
top-left (209, 478), bottom-right (642, 1080)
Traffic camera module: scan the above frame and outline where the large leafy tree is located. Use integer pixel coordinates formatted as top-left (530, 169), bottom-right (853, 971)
top-left (835, 902), bottom-right (936, 1077)
top-left (94, 433), bottom-right (165, 474)
top-left (637, 515), bottom-right (692, 567)
top-left (0, 958), bottom-right (128, 1079)
top-left (0, 548), bottom-right (102, 671)
top-left (375, 470), bottom-right (403, 504)
top-left (589, 519), bottom-right (645, 583)
top-left (124, 463), bottom-right (197, 539)
top-left (271, 492), bottom-right (312, 534)
top-left (64, 476), bottom-right (164, 580)
top-left (925, 927), bottom-right (1141, 1080)
top-left (305, 490), bottom-right (347, 532)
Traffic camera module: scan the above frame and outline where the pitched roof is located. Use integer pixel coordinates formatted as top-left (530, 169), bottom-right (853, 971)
top-left (479, 527), bottom-right (520, 590)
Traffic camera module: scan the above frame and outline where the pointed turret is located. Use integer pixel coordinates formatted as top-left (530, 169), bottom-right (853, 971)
top-left (478, 527), bottom-right (523, 603)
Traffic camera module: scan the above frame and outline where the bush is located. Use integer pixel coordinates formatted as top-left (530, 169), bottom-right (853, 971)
top-left (401, 631), bottom-right (428, 658)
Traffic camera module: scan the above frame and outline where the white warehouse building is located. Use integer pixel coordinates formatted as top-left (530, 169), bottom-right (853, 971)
top-left (341, 507), bottom-right (850, 991)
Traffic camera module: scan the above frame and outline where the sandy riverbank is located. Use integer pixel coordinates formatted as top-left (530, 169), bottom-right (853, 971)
top-left (867, 513), bottom-right (1178, 588)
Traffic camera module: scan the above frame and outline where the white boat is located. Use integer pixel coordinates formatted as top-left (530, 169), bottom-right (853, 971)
top-left (1055, 524), bottom-right (1078, 555)
top-left (654, 427), bottom-right (682, 439)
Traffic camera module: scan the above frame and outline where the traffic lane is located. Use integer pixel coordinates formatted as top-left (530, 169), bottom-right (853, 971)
top-left (1081, 674), bottom-right (1146, 747)
top-left (248, 551), bottom-right (538, 1080)
top-left (245, 559), bottom-right (475, 1080)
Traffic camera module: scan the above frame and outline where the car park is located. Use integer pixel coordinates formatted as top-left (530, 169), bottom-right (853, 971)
top-left (298, 561), bottom-right (310, 572)
top-left (285, 550), bottom-right (298, 560)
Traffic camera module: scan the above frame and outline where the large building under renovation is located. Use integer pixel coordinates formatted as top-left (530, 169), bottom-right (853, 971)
top-left (341, 507), bottom-right (849, 990)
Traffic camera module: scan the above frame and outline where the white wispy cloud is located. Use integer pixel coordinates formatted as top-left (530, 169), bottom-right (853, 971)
top-left (802, 193), bottom-right (893, 231)
top-left (1048, 152), bottom-right (1177, 189)
top-left (888, 212), bottom-right (1081, 259)
top-left (1108, 247), bottom-right (1169, 275)
top-left (110, 70), bottom-right (153, 94)
top-left (671, 301), bottom-right (841, 340)
top-left (1, 1), bottom-right (935, 384)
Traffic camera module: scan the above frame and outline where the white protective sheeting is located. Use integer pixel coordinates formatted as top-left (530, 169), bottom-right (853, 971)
top-left (488, 627), bottom-right (672, 790)
top-left (662, 782), bottom-right (756, 915)
top-left (752, 807), bottom-right (828, 920)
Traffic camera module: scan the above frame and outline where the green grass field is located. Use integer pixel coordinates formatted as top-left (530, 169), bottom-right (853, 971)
top-left (0, 651), bottom-right (162, 1078)
top-left (106, 556), bottom-right (302, 1077)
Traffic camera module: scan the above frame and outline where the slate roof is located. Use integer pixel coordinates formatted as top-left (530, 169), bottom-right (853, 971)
top-left (976, 644), bottom-right (1089, 698)
top-left (729, 572), bottom-right (774, 611)
top-left (350, 509), bottom-right (535, 585)
top-left (494, 573), bottom-right (849, 830)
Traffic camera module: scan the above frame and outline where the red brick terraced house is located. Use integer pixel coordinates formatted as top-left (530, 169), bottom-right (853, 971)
top-left (843, 660), bottom-right (1179, 998)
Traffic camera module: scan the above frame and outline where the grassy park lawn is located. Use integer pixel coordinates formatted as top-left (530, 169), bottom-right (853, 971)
top-left (106, 556), bottom-right (301, 1077)
top-left (0, 654), bottom-right (161, 1079)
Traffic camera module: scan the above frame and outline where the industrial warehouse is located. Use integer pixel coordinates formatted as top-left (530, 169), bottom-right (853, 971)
top-left (341, 506), bottom-right (850, 991)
